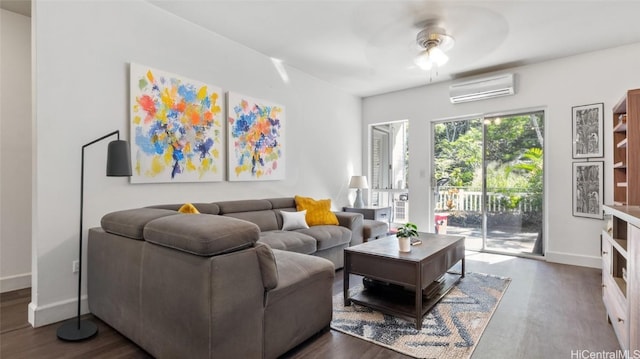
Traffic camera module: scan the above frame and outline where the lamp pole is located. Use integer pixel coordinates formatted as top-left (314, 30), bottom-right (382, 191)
top-left (57, 130), bottom-right (130, 341)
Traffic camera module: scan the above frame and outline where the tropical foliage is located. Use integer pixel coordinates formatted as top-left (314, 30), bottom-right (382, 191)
top-left (434, 113), bottom-right (544, 213)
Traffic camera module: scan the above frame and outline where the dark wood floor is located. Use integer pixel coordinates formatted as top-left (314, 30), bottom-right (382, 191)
top-left (1, 252), bottom-right (620, 358)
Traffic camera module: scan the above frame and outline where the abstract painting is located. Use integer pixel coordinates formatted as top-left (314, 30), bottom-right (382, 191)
top-left (572, 103), bottom-right (603, 158)
top-left (572, 161), bottom-right (603, 219)
top-left (130, 63), bottom-right (223, 183)
top-left (227, 92), bottom-right (285, 181)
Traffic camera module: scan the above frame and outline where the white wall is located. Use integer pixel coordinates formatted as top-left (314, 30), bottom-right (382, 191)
top-left (363, 42), bottom-right (640, 268)
top-left (0, 9), bottom-right (32, 293)
top-left (30, 0), bottom-right (361, 327)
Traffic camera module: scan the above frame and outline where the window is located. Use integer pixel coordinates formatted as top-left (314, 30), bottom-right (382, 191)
top-left (371, 120), bottom-right (409, 224)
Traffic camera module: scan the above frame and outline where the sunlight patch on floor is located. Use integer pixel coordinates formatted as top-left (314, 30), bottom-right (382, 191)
top-left (465, 250), bottom-right (518, 264)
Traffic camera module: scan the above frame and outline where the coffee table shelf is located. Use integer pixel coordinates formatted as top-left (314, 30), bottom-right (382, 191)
top-left (348, 271), bottom-right (462, 323)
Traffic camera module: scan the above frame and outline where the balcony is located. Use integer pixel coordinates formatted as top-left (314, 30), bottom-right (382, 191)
top-left (435, 187), bottom-right (542, 255)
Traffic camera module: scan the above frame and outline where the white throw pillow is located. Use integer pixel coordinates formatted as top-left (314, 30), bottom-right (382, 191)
top-left (281, 210), bottom-right (309, 231)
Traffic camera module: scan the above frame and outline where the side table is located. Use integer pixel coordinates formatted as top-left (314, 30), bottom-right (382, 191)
top-left (343, 206), bottom-right (391, 224)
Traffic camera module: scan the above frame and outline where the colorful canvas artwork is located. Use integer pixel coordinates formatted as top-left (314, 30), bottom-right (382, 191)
top-left (227, 92), bottom-right (285, 181)
top-left (130, 63), bottom-right (223, 183)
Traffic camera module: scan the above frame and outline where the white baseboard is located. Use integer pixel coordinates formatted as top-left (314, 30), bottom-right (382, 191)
top-left (545, 251), bottom-right (601, 269)
top-left (28, 294), bottom-right (90, 328)
top-left (0, 272), bottom-right (31, 293)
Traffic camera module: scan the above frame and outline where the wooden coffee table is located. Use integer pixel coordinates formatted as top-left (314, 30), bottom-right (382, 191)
top-left (343, 232), bottom-right (465, 330)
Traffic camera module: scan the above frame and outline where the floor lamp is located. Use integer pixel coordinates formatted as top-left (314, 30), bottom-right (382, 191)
top-left (56, 130), bottom-right (132, 341)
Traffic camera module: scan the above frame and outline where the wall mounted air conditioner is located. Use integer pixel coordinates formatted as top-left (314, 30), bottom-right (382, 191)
top-left (449, 73), bottom-right (515, 104)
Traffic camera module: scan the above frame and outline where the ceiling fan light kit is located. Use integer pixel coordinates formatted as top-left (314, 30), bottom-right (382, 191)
top-left (414, 27), bottom-right (455, 72)
top-left (415, 47), bottom-right (448, 70)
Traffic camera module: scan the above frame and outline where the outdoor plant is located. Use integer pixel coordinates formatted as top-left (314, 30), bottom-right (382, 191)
top-left (396, 222), bottom-right (418, 239)
top-left (446, 188), bottom-right (459, 211)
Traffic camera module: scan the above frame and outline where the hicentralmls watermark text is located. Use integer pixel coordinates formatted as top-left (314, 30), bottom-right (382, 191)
top-left (571, 350), bottom-right (640, 359)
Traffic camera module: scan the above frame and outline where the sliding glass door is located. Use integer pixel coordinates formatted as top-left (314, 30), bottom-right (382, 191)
top-left (432, 111), bottom-right (544, 256)
top-left (432, 118), bottom-right (484, 250)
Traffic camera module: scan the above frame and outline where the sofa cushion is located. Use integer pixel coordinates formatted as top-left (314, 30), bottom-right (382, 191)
top-left (294, 195), bottom-right (339, 226)
top-left (266, 248), bottom-right (334, 310)
top-left (266, 197), bottom-right (296, 209)
top-left (101, 208), bottom-right (177, 240)
top-left (178, 203), bottom-right (200, 214)
top-left (215, 199), bottom-right (272, 214)
top-left (263, 250), bottom-right (336, 358)
top-left (281, 210), bottom-right (309, 231)
top-left (223, 210), bottom-right (279, 232)
top-left (263, 249), bottom-right (334, 359)
top-left (144, 214), bottom-right (260, 256)
top-left (274, 207), bottom-right (296, 229)
top-left (296, 225), bottom-right (351, 250)
top-left (258, 231), bottom-right (317, 254)
top-left (146, 203), bottom-right (220, 215)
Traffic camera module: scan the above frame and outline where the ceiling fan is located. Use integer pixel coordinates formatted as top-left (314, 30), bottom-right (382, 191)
top-left (414, 26), bottom-right (455, 71)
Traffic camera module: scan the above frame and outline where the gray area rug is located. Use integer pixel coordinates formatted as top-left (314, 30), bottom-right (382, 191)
top-left (331, 272), bottom-right (511, 359)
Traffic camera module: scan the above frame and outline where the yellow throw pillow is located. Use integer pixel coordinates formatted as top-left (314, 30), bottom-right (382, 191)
top-left (178, 203), bottom-right (200, 214)
top-left (294, 195), bottom-right (339, 226)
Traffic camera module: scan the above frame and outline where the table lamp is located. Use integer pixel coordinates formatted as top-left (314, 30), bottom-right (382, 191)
top-left (349, 175), bottom-right (369, 208)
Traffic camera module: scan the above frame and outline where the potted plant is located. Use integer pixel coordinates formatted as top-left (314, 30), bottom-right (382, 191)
top-left (396, 222), bottom-right (418, 252)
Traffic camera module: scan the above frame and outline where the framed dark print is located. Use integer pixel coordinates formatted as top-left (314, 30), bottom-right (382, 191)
top-left (572, 103), bottom-right (604, 158)
top-left (572, 161), bottom-right (603, 219)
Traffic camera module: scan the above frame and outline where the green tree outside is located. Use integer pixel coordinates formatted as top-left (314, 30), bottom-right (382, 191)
top-left (434, 113), bottom-right (544, 216)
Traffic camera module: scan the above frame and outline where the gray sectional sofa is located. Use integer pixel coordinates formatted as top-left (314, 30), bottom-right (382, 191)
top-left (87, 197), bottom-right (364, 358)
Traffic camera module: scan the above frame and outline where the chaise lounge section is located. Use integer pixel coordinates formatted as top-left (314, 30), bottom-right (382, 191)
top-left (89, 208), bottom-right (335, 358)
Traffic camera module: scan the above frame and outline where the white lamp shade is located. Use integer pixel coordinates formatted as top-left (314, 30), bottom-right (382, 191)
top-left (349, 175), bottom-right (369, 189)
top-left (414, 50), bottom-right (433, 70)
top-left (414, 47), bottom-right (449, 70)
top-left (429, 46), bottom-right (449, 66)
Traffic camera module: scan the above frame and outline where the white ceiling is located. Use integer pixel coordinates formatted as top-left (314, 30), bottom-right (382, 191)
top-left (150, 0), bottom-right (640, 97)
top-left (5, 1), bottom-right (640, 97)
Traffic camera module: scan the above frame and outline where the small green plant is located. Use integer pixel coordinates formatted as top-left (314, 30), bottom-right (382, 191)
top-left (396, 222), bottom-right (418, 238)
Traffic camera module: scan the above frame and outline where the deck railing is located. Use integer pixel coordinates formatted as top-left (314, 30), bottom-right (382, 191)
top-left (434, 187), bottom-right (540, 213)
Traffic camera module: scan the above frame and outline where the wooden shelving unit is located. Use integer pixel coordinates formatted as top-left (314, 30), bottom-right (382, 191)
top-left (613, 89), bottom-right (640, 206)
top-left (602, 205), bottom-right (640, 352)
top-left (604, 89), bottom-right (640, 349)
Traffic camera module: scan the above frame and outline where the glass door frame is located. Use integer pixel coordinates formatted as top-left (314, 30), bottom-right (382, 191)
top-left (429, 107), bottom-right (546, 259)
